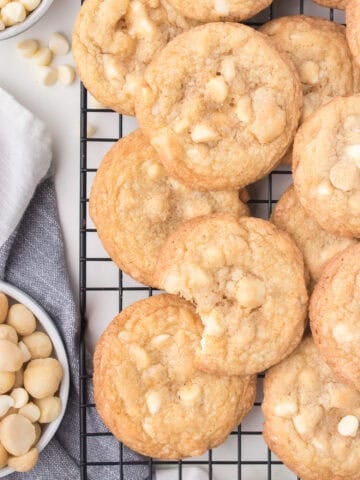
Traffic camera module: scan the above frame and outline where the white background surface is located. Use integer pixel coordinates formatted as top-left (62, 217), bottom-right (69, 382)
top-left (0, 1), bottom-right (347, 479)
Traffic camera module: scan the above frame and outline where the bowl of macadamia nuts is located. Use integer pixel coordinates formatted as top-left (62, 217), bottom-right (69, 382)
top-left (0, 281), bottom-right (69, 476)
top-left (0, 0), bottom-right (54, 41)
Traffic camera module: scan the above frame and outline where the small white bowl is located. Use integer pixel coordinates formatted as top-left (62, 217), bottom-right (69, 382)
top-left (0, 280), bottom-right (70, 478)
top-left (0, 0), bottom-right (54, 41)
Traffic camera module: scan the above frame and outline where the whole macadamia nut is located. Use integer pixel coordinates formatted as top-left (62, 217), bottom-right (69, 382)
top-left (19, 403), bottom-right (40, 423)
top-left (8, 447), bottom-right (38, 472)
top-left (0, 372), bottom-right (15, 394)
top-left (0, 325), bottom-right (18, 344)
top-left (0, 442), bottom-right (8, 468)
top-left (7, 304), bottom-right (36, 336)
top-left (0, 294), bottom-right (8, 324)
top-left (0, 340), bottom-right (23, 372)
top-left (35, 396), bottom-right (61, 423)
top-left (24, 358), bottom-right (63, 399)
top-left (0, 414), bottom-right (35, 456)
top-left (32, 423), bottom-right (41, 446)
top-left (23, 332), bottom-right (52, 359)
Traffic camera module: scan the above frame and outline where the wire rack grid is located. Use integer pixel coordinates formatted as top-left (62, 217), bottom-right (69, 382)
top-left (79, 1), bottom-right (344, 479)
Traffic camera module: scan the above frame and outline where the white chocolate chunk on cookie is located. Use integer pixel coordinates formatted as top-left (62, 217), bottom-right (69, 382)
top-left (191, 124), bottom-right (218, 143)
top-left (145, 391), bottom-right (161, 415)
top-left (178, 384), bottom-right (201, 404)
top-left (49, 32), bottom-right (70, 56)
top-left (316, 180), bottom-right (332, 197)
top-left (128, 344), bottom-right (150, 370)
top-left (32, 47), bottom-right (53, 67)
top-left (329, 160), bottom-right (360, 192)
top-left (205, 76), bottom-right (228, 103)
top-left (220, 56), bottom-right (236, 83)
top-left (299, 61), bottom-right (320, 85)
top-left (249, 88), bottom-right (286, 144)
top-left (235, 95), bottom-right (253, 123)
top-left (338, 415), bottom-right (359, 437)
top-left (234, 277), bottom-right (266, 309)
top-left (274, 400), bottom-right (298, 418)
top-left (214, 0), bottom-right (229, 15)
top-left (102, 55), bottom-right (124, 84)
top-left (333, 323), bottom-right (353, 343)
top-left (16, 39), bottom-right (39, 58)
top-left (344, 144), bottom-right (360, 165)
top-left (127, 0), bottom-right (156, 37)
top-left (202, 311), bottom-right (224, 336)
top-left (1, 1), bottom-right (26, 26)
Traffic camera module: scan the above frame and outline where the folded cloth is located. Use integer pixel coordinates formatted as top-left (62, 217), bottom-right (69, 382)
top-left (0, 88), bottom-right (149, 480)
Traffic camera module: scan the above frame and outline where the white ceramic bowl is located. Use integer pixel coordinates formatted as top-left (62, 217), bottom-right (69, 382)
top-left (0, 280), bottom-right (70, 478)
top-left (0, 0), bottom-right (54, 41)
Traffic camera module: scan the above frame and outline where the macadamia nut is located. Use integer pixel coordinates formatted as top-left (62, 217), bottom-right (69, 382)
top-left (32, 423), bottom-right (41, 445)
top-left (35, 396), bottom-right (61, 423)
top-left (23, 331), bottom-right (52, 359)
top-left (0, 414), bottom-right (35, 456)
top-left (0, 442), bottom-right (8, 468)
top-left (24, 358), bottom-right (63, 399)
top-left (0, 325), bottom-right (17, 344)
top-left (0, 340), bottom-right (23, 372)
top-left (7, 304), bottom-right (36, 336)
top-left (8, 447), bottom-right (38, 472)
top-left (11, 388), bottom-right (29, 409)
top-left (0, 372), bottom-right (15, 394)
top-left (19, 402), bottom-right (40, 423)
top-left (0, 293), bottom-right (8, 324)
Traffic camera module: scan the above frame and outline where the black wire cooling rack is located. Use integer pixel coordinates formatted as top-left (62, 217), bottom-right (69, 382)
top-left (79, 1), bottom-right (342, 478)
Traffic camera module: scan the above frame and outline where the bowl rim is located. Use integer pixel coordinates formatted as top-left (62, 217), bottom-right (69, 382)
top-left (0, 280), bottom-right (70, 478)
top-left (0, 0), bottom-right (55, 41)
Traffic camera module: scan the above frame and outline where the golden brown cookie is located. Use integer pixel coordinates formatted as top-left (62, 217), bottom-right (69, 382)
top-left (165, 0), bottom-right (272, 21)
top-left (72, 0), bottom-right (198, 115)
top-left (136, 22), bottom-right (303, 190)
top-left (154, 215), bottom-right (308, 376)
top-left (263, 336), bottom-right (360, 480)
top-left (260, 16), bottom-right (360, 165)
top-left (347, 0), bottom-right (360, 67)
top-left (293, 95), bottom-right (360, 238)
top-left (310, 244), bottom-right (360, 391)
top-left (94, 294), bottom-right (256, 459)
top-left (271, 185), bottom-right (357, 286)
top-left (89, 131), bottom-right (248, 287)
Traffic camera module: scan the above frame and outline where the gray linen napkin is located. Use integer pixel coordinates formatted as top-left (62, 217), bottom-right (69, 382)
top-left (0, 91), bottom-right (149, 479)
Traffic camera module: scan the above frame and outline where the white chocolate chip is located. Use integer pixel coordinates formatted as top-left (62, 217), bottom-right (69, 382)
top-left (299, 61), bottom-right (320, 86)
top-left (37, 66), bottom-right (58, 86)
top-left (86, 124), bottom-right (96, 138)
top-left (11, 388), bottom-right (29, 409)
top-left (49, 32), bottom-right (70, 56)
top-left (57, 65), bottom-right (76, 86)
top-left (146, 161), bottom-right (163, 180)
top-left (316, 180), bottom-right (332, 196)
top-left (205, 76), bottom-right (228, 103)
top-left (103, 55), bottom-right (124, 84)
top-left (220, 56), bottom-right (236, 83)
top-left (235, 95), bottom-right (253, 123)
top-left (16, 39), bottom-right (39, 58)
top-left (178, 384), bottom-right (201, 404)
top-left (163, 273), bottom-right (180, 294)
top-left (19, 0), bottom-right (40, 11)
top-left (203, 311), bottom-right (224, 337)
top-left (344, 144), bottom-right (360, 165)
top-left (18, 341), bottom-right (31, 363)
top-left (32, 47), bottom-right (53, 67)
top-left (145, 391), bottom-right (161, 415)
top-left (128, 344), bottom-right (150, 370)
top-left (214, 0), bottom-right (229, 15)
top-left (333, 323), bottom-right (353, 343)
top-left (188, 266), bottom-right (212, 289)
top-left (203, 245), bottom-right (225, 269)
top-left (19, 402), bottom-right (41, 423)
top-left (343, 115), bottom-right (360, 133)
top-left (128, 0), bottom-right (155, 37)
top-left (235, 277), bottom-right (266, 309)
top-left (191, 124), bottom-right (218, 143)
top-left (0, 395), bottom-right (14, 417)
top-left (329, 160), bottom-right (360, 192)
top-left (1, 1), bottom-right (26, 26)
top-left (338, 415), bottom-right (359, 437)
top-left (292, 406), bottom-right (323, 438)
top-left (274, 401), bottom-right (298, 418)
top-left (172, 117), bottom-right (190, 134)
top-left (150, 334), bottom-right (170, 347)
top-left (249, 88), bottom-right (286, 144)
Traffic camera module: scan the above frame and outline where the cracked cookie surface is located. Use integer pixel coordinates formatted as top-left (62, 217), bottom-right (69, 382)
top-left (154, 215), bottom-right (308, 375)
top-left (294, 95), bottom-right (360, 238)
top-left (72, 0), bottom-right (198, 115)
top-left (272, 185), bottom-right (357, 287)
top-left (310, 244), bottom-right (360, 392)
top-left (89, 130), bottom-right (248, 287)
top-left (136, 22), bottom-right (303, 190)
top-left (263, 336), bottom-right (360, 480)
top-left (347, 0), bottom-right (360, 67)
top-left (94, 294), bottom-right (256, 459)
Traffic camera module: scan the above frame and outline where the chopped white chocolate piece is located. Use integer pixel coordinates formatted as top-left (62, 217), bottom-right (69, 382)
top-left (338, 415), bottom-right (359, 437)
top-left (16, 39), bottom-right (39, 58)
top-left (235, 277), bottom-right (266, 309)
top-left (191, 124), bottom-right (218, 143)
top-left (49, 32), bottom-right (70, 56)
top-left (249, 88), bottom-right (286, 144)
top-left (57, 65), bottom-right (76, 86)
top-left (0, 395), bottom-right (15, 417)
top-left (220, 56), bottom-right (236, 83)
top-left (329, 160), bottom-right (360, 192)
top-left (18, 341), bottom-right (31, 363)
top-left (150, 334), bottom-right (170, 347)
top-left (235, 95), bottom-right (253, 123)
top-left (1, 1), bottom-right (26, 26)
top-left (205, 76), bottom-right (229, 103)
top-left (178, 384), bottom-right (201, 404)
top-left (214, 0), bottom-right (229, 15)
top-left (188, 266), bottom-right (212, 289)
top-left (274, 401), bottom-right (298, 418)
top-left (128, 0), bottom-right (155, 37)
top-left (146, 391), bottom-right (161, 414)
top-left (129, 344), bottom-right (150, 370)
top-left (11, 388), bottom-right (29, 409)
top-left (172, 117), bottom-right (190, 134)
top-left (146, 161), bottom-right (163, 180)
top-left (333, 323), bottom-right (353, 343)
top-left (32, 47), bottom-right (53, 67)
top-left (37, 66), bottom-right (58, 86)
top-left (299, 61), bottom-right (320, 85)
top-left (20, 0), bottom-right (40, 11)
top-left (344, 144), bottom-right (360, 165)
top-left (86, 124), bottom-right (96, 138)
top-left (203, 311), bottom-right (224, 336)
top-left (316, 180), bottom-right (332, 197)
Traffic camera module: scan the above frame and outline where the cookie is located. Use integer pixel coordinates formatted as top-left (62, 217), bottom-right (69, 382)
top-left (154, 215), bottom-right (308, 376)
top-left (310, 244), bottom-right (360, 392)
top-left (165, 0), bottom-right (272, 21)
top-left (271, 185), bottom-right (357, 286)
top-left (263, 336), bottom-right (360, 480)
top-left (293, 95), bottom-right (360, 238)
top-left (89, 130), bottom-right (248, 287)
top-left (260, 16), bottom-right (359, 165)
top-left (347, 0), bottom-right (360, 67)
top-left (93, 294), bottom-right (256, 459)
top-left (313, 0), bottom-right (347, 8)
top-left (136, 22), bottom-right (303, 190)
top-left (72, 0), bottom-right (197, 116)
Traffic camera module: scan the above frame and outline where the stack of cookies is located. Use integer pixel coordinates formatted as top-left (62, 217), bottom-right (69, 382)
top-left (73, 0), bottom-right (360, 477)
